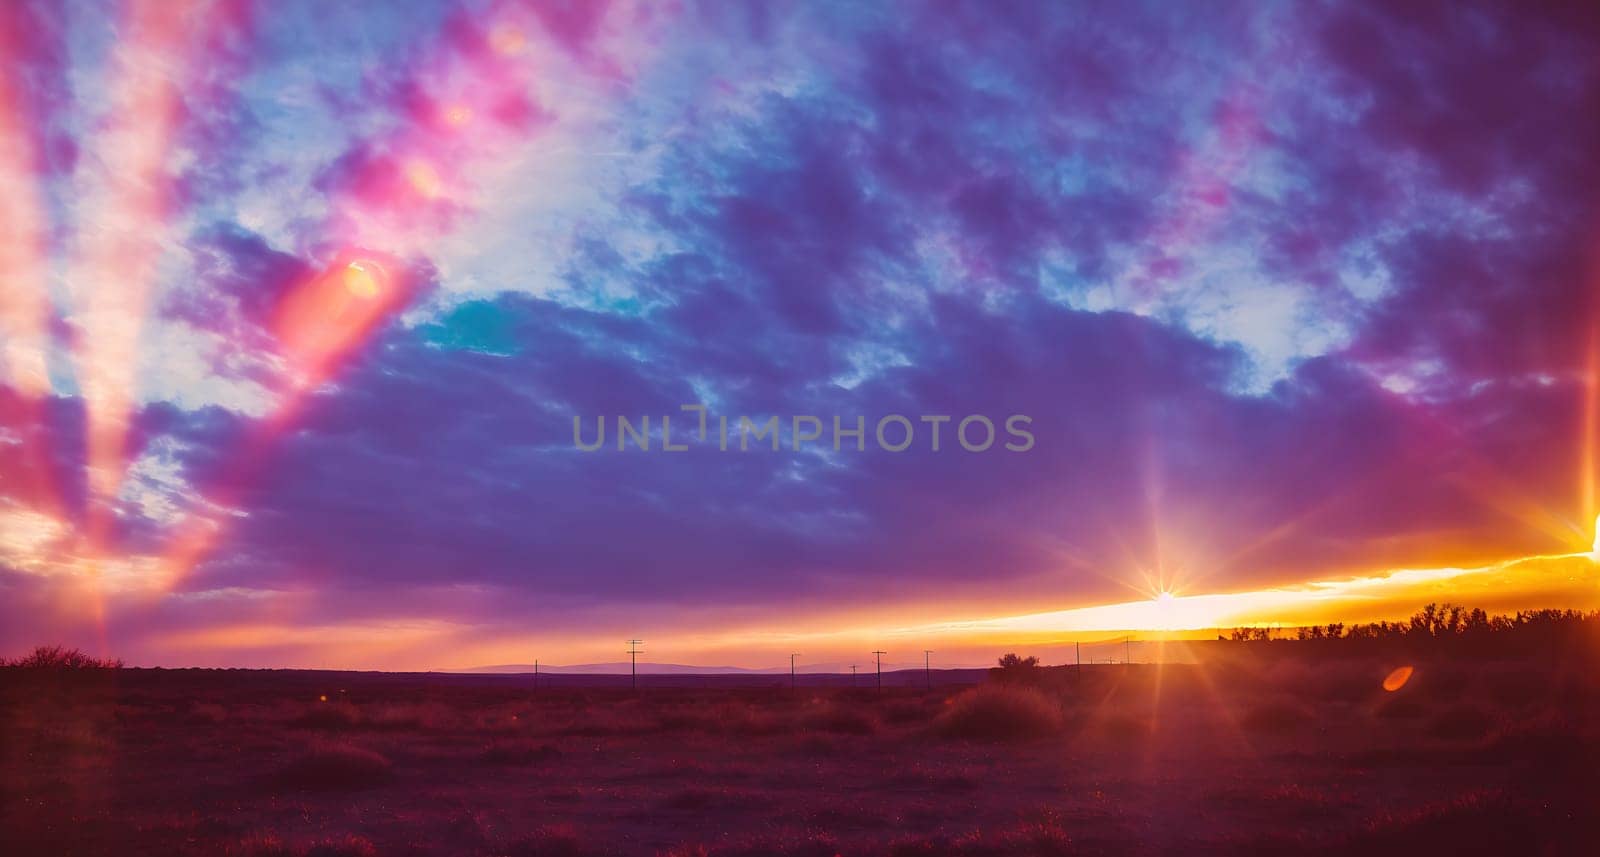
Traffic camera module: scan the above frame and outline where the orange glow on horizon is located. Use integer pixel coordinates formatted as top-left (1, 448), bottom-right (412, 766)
top-left (115, 545), bottom-right (1598, 671)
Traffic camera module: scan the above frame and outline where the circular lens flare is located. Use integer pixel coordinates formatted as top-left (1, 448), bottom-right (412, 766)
top-left (343, 261), bottom-right (383, 299)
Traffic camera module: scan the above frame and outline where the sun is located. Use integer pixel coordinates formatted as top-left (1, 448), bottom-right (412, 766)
top-left (1151, 590), bottom-right (1180, 630)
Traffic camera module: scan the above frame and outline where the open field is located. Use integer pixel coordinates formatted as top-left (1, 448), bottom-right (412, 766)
top-left (3, 649), bottom-right (1598, 856)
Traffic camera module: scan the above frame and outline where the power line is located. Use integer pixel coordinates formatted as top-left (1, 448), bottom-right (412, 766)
top-left (626, 639), bottom-right (643, 691)
top-left (872, 650), bottom-right (886, 693)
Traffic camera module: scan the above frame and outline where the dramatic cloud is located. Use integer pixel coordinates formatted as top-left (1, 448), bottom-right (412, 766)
top-left (2, 0), bottom-right (1598, 667)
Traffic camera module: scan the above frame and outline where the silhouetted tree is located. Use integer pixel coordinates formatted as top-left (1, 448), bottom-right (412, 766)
top-left (1224, 606), bottom-right (1598, 656)
top-left (992, 653), bottom-right (1042, 683)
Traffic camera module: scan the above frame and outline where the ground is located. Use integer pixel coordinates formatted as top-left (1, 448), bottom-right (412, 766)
top-left (2, 650), bottom-right (1597, 855)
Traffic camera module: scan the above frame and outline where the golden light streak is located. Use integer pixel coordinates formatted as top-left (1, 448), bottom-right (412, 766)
top-left (0, 31), bottom-right (52, 401)
top-left (136, 253), bottom-right (411, 594)
top-left (134, 0), bottom-right (605, 593)
top-left (0, 6), bottom-right (67, 523)
top-left (942, 553), bottom-right (1599, 637)
top-left (70, 0), bottom-right (232, 521)
top-left (1584, 323), bottom-right (1599, 534)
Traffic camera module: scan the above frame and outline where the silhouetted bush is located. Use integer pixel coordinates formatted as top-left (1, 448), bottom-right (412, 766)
top-left (478, 739), bottom-right (561, 765)
top-left (1427, 703), bottom-right (1497, 742)
top-left (232, 832), bottom-right (378, 857)
top-left (289, 702), bottom-right (361, 730)
top-left (935, 685), bottom-right (1062, 741)
top-left (499, 824), bottom-right (595, 857)
top-left (272, 743), bottom-right (392, 791)
top-left (990, 652), bottom-right (1042, 684)
top-left (1242, 697), bottom-right (1313, 734)
top-left (800, 702), bottom-right (879, 735)
top-left (303, 836), bottom-right (378, 857)
top-left (2, 645), bottom-right (122, 669)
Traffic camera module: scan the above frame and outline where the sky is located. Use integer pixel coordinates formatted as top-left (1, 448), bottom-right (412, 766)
top-left (1, 0), bottom-right (1599, 670)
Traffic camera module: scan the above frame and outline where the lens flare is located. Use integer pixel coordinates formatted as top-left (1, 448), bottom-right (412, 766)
top-left (489, 25), bottom-right (526, 55)
top-left (1382, 665), bottom-right (1414, 692)
top-left (403, 159), bottom-right (444, 199)
top-left (343, 261), bottom-right (382, 299)
top-left (273, 255), bottom-right (402, 386)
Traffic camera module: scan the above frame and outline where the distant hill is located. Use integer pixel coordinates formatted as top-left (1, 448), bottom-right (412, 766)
top-left (462, 662), bottom-right (784, 675)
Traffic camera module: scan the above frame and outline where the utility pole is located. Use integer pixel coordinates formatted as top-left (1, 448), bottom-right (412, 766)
top-left (923, 650), bottom-right (933, 691)
top-left (850, 664), bottom-right (857, 687)
top-left (872, 650), bottom-right (886, 692)
top-left (790, 653), bottom-right (800, 690)
top-left (1075, 641), bottom-right (1081, 671)
top-left (534, 659), bottom-right (539, 692)
top-left (1126, 637), bottom-right (1131, 666)
top-left (626, 639), bottom-right (643, 691)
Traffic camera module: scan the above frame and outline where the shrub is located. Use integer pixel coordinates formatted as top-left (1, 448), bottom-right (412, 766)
top-left (1426, 703), bottom-right (1497, 742)
top-left (1098, 712), bottom-right (1153, 741)
top-left (273, 743), bottom-right (392, 791)
top-left (188, 703), bottom-right (229, 725)
top-left (1241, 697), bottom-right (1312, 734)
top-left (364, 702), bottom-right (453, 731)
top-left (230, 834), bottom-right (376, 857)
top-left (2, 645), bottom-right (122, 669)
top-left (231, 833), bottom-right (295, 857)
top-left (889, 819), bottom-right (1075, 855)
top-left (304, 836), bottom-right (378, 857)
top-left (479, 739), bottom-right (561, 765)
top-left (499, 824), bottom-right (593, 857)
top-left (934, 685), bottom-right (1063, 741)
top-left (800, 703), bottom-right (879, 735)
top-left (1350, 790), bottom-right (1536, 853)
top-left (289, 702), bottom-right (362, 730)
top-left (991, 653), bottom-right (1043, 684)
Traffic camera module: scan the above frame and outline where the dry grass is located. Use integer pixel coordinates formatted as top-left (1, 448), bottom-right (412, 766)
top-left (271, 742), bottom-right (392, 791)
top-left (3, 647), bottom-right (1596, 856)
